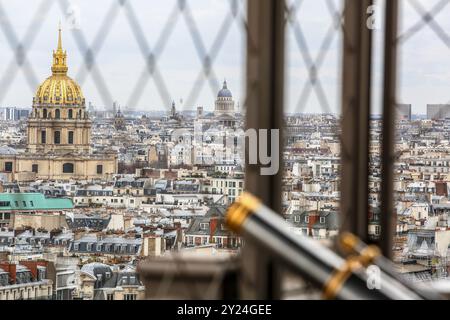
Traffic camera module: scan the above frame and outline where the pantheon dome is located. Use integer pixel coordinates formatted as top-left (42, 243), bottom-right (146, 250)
top-left (214, 80), bottom-right (235, 117)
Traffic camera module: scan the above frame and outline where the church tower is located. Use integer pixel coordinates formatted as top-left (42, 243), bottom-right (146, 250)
top-left (114, 106), bottom-right (126, 131)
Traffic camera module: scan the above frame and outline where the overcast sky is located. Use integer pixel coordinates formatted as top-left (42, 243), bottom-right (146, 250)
top-left (0, 0), bottom-right (449, 115)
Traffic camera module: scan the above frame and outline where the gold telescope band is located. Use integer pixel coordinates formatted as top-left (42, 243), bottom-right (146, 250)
top-left (339, 233), bottom-right (382, 260)
top-left (322, 256), bottom-right (363, 300)
top-left (323, 236), bottom-right (381, 299)
top-left (339, 232), bottom-right (360, 254)
top-left (226, 192), bottom-right (262, 232)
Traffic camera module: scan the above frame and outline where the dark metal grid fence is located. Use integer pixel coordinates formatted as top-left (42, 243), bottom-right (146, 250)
top-left (0, 0), bottom-right (247, 112)
top-left (286, 0), bottom-right (344, 115)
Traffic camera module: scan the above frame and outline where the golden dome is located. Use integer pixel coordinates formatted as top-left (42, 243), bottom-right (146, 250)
top-left (33, 26), bottom-right (84, 106)
top-left (35, 75), bottom-right (84, 106)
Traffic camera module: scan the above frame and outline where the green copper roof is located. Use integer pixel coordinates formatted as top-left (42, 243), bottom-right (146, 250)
top-left (0, 193), bottom-right (73, 211)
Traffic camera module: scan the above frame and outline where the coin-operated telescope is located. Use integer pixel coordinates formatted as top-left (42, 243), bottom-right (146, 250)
top-left (226, 192), bottom-right (440, 300)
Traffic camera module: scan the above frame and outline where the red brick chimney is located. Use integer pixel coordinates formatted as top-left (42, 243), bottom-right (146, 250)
top-left (307, 212), bottom-right (320, 236)
top-left (0, 262), bottom-right (16, 284)
top-left (19, 261), bottom-right (48, 281)
top-left (209, 217), bottom-right (219, 243)
top-left (435, 181), bottom-right (448, 197)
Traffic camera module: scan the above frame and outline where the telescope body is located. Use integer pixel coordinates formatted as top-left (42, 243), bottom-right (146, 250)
top-left (226, 192), bottom-right (437, 300)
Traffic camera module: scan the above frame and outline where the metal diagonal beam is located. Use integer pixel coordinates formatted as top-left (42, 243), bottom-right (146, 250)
top-left (0, 0), bottom-right (51, 103)
top-left (57, 0), bottom-right (114, 108)
top-left (398, 0), bottom-right (449, 44)
top-left (75, 0), bottom-right (121, 84)
top-left (287, 1), bottom-right (343, 114)
top-left (182, 0), bottom-right (239, 109)
top-left (407, 0), bottom-right (450, 47)
top-left (122, 0), bottom-right (175, 110)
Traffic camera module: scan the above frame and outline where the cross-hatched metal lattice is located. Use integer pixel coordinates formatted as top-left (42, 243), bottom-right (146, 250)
top-left (285, 0), bottom-right (344, 115)
top-left (397, 0), bottom-right (450, 109)
top-left (0, 0), bottom-right (247, 112)
top-left (394, 0), bottom-right (450, 156)
top-left (0, 0), bottom-right (247, 300)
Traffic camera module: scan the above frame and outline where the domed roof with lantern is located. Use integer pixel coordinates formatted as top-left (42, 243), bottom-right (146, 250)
top-left (217, 80), bottom-right (232, 99)
top-left (33, 25), bottom-right (84, 107)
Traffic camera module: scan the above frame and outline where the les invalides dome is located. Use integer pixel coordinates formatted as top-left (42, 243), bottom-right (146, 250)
top-left (8, 25), bottom-right (119, 181)
top-left (28, 25), bottom-right (90, 155)
top-left (34, 26), bottom-right (84, 108)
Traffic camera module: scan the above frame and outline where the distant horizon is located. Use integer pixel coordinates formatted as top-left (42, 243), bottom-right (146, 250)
top-left (0, 104), bottom-right (433, 118)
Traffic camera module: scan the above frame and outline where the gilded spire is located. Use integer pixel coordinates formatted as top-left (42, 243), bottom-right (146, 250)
top-left (52, 22), bottom-right (68, 75)
top-left (57, 21), bottom-right (63, 52)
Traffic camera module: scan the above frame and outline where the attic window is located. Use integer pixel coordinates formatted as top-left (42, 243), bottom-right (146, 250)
top-left (320, 217), bottom-right (325, 224)
top-left (305, 216), bottom-right (309, 223)
top-left (200, 223), bottom-right (209, 230)
top-left (30, 201), bottom-right (34, 207)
